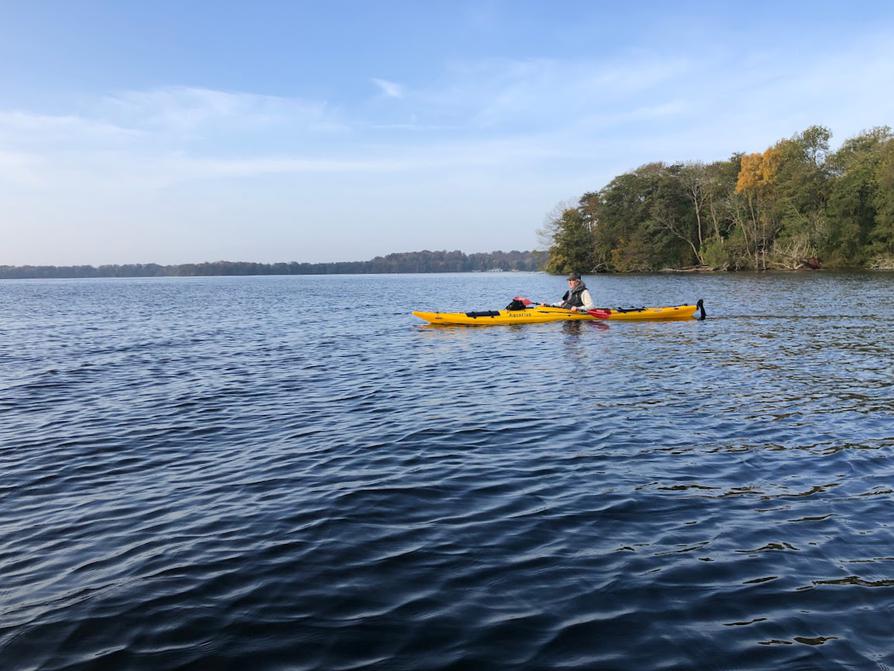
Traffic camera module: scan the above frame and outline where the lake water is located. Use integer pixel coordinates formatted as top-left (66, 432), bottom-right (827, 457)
top-left (1, 272), bottom-right (893, 670)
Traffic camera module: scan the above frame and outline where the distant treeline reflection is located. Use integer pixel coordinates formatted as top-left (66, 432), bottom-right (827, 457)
top-left (0, 250), bottom-right (547, 279)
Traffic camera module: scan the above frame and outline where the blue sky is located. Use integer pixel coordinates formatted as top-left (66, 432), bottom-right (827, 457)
top-left (2, 1), bottom-right (894, 265)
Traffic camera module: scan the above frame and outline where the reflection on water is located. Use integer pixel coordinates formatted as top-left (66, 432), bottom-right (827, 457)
top-left (1, 272), bottom-right (893, 670)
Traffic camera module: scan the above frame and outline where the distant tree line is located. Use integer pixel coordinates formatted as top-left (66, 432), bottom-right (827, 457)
top-left (0, 250), bottom-right (547, 279)
top-left (543, 126), bottom-right (894, 272)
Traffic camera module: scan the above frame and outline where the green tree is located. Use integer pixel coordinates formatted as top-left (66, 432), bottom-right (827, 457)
top-left (544, 207), bottom-right (596, 274)
top-left (872, 138), bottom-right (894, 261)
top-left (825, 127), bottom-right (892, 266)
top-left (698, 157), bottom-right (741, 269)
top-left (648, 164), bottom-right (702, 267)
top-left (592, 163), bottom-right (688, 271)
top-left (769, 126), bottom-right (831, 267)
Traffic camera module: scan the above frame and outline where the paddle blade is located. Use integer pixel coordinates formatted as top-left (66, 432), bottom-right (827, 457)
top-left (587, 309), bottom-right (611, 319)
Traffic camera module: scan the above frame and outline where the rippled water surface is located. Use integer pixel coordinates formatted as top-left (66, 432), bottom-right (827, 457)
top-left (2, 272), bottom-right (893, 670)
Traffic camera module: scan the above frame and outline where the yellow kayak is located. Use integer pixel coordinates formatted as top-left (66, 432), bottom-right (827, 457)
top-left (413, 300), bottom-right (705, 325)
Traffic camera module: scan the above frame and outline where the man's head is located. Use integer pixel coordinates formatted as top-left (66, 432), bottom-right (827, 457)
top-left (567, 272), bottom-right (582, 285)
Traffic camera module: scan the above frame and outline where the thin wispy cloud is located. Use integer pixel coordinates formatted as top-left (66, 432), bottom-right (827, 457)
top-left (371, 78), bottom-right (404, 98)
top-left (390, 55), bottom-right (695, 133)
top-left (100, 86), bottom-right (349, 138)
top-left (0, 110), bottom-right (140, 147)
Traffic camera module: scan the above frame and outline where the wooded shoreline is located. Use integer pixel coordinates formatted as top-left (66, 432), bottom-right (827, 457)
top-left (0, 250), bottom-right (546, 279)
top-left (4, 259), bottom-right (891, 280)
top-left (541, 125), bottom-right (894, 274)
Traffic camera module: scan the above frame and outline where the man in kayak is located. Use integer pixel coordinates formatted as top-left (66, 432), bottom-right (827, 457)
top-left (549, 272), bottom-right (595, 312)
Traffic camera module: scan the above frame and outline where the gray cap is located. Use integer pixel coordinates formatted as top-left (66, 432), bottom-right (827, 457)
top-left (567, 272), bottom-right (581, 281)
